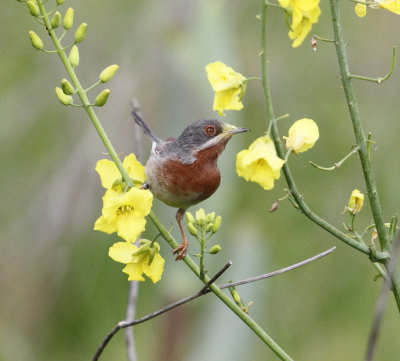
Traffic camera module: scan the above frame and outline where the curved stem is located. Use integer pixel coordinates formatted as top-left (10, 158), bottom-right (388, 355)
top-left (260, 0), bottom-right (388, 263)
top-left (329, 0), bottom-right (400, 311)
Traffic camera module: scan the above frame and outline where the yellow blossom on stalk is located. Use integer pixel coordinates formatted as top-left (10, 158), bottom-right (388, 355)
top-left (236, 135), bottom-right (285, 190)
top-left (94, 154), bottom-right (153, 242)
top-left (206, 61), bottom-right (246, 116)
top-left (284, 118), bottom-right (319, 154)
top-left (109, 240), bottom-right (165, 282)
top-left (277, 0), bottom-right (321, 47)
top-left (347, 189), bottom-right (364, 214)
top-left (354, 0), bottom-right (400, 17)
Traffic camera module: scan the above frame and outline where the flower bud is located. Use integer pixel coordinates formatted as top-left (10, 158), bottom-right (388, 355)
top-left (347, 189), bottom-right (364, 214)
top-left (55, 87), bottom-right (73, 105)
top-left (99, 64), bottom-right (119, 83)
top-left (185, 211), bottom-right (195, 225)
top-left (195, 208), bottom-right (206, 226)
top-left (28, 30), bottom-right (43, 50)
top-left (63, 7), bottom-right (74, 29)
top-left (56, 0), bottom-right (65, 4)
top-left (212, 215), bottom-right (222, 233)
top-left (229, 287), bottom-right (243, 306)
top-left (95, 89), bottom-right (110, 106)
top-left (206, 212), bottom-right (216, 224)
top-left (27, 0), bottom-right (40, 17)
top-left (205, 223), bottom-right (213, 233)
top-left (74, 23), bottom-right (87, 43)
top-left (51, 11), bottom-right (62, 29)
top-left (61, 78), bottom-right (74, 95)
top-left (208, 244), bottom-right (222, 254)
top-left (68, 45), bottom-right (79, 67)
top-left (187, 222), bottom-right (198, 237)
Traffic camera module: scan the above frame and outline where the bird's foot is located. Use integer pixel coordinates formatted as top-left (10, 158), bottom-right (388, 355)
top-left (172, 240), bottom-right (189, 261)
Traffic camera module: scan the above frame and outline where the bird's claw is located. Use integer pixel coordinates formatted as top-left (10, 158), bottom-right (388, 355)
top-left (172, 240), bottom-right (188, 261)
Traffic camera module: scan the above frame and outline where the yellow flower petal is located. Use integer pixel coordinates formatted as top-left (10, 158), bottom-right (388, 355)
top-left (94, 215), bottom-right (116, 234)
top-left (236, 135), bottom-right (285, 190)
top-left (122, 262), bottom-right (146, 281)
top-left (108, 242), bottom-right (138, 264)
top-left (347, 189), bottom-right (364, 214)
top-left (96, 159), bottom-right (121, 189)
top-left (378, 0), bottom-right (400, 14)
top-left (213, 88), bottom-right (244, 116)
top-left (123, 153), bottom-right (146, 185)
top-left (116, 213), bottom-right (147, 242)
top-left (355, 3), bottom-right (367, 17)
top-left (142, 253), bottom-right (165, 283)
top-left (284, 118), bottom-right (319, 154)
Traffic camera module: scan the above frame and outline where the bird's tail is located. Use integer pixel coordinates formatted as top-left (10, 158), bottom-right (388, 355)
top-left (130, 100), bottom-right (161, 144)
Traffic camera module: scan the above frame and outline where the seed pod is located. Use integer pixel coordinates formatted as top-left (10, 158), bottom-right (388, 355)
top-left (99, 64), bottom-right (119, 83)
top-left (55, 87), bottom-right (73, 105)
top-left (61, 78), bottom-right (74, 95)
top-left (74, 23), bottom-right (87, 43)
top-left (28, 30), bottom-right (43, 50)
top-left (95, 89), bottom-right (110, 106)
top-left (51, 11), bottom-right (62, 29)
top-left (27, 0), bottom-right (40, 17)
top-left (63, 7), bottom-right (74, 29)
top-left (229, 287), bottom-right (243, 306)
top-left (212, 215), bottom-right (222, 233)
top-left (68, 45), bottom-right (79, 67)
top-left (187, 222), bottom-right (198, 237)
top-left (208, 245), bottom-right (222, 254)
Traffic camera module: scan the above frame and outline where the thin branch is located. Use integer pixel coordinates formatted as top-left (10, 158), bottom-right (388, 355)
top-left (365, 234), bottom-right (400, 361)
top-left (93, 247), bottom-right (335, 361)
top-left (124, 282), bottom-right (138, 361)
top-left (309, 146), bottom-right (359, 171)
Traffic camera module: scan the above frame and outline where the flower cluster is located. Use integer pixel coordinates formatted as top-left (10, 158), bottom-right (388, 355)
top-left (94, 154), bottom-right (164, 282)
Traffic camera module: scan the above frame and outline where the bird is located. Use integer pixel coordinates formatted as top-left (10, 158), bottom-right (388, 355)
top-left (132, 110), bottom-right (248, 260)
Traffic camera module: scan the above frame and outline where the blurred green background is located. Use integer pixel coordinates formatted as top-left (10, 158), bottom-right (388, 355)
top-left (2, 1), bottom-right (400, 360)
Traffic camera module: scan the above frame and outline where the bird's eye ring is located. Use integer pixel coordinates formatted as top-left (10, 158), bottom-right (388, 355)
top-left (204, 125), bottom-right (217, 136)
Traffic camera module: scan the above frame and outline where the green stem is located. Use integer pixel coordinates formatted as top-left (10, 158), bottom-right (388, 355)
top-left (35, 1), bottom-right (295, 356)
top-left (329, 0), bottom-right (400, 312)
top-left (199, 229), bottom-right (206, 281)
top-left (260, 0), bottom-right (388, 263)
top-left (148, 211), bottom-right (294, 361)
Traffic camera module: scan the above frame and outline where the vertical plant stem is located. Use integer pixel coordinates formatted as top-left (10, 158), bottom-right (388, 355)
top-left (329, 0), bottom-right (400, 311)
top-left (199, 229), bottom-right (206, 280)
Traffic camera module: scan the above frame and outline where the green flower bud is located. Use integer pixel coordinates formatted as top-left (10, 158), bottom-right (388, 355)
top-left (95, 89), bottom-right (110, 106)
top-left (61, 78), bottom-right (74, 95)
top-left (27, 0), bottom-right (40, 17)
top-left (74, 23), bottom-right (87, 43)
top-left (28, 30), bottom-right (43, 50)
top-left (55, 87), bottom-right (73, 105)
top-left (68, 45), bottom-right (79, 67)
top-left (99, 64), bottom-right (119, 83)
top-left (205, 223), bottom-right (213, 233)
top-left (208, 244), bottom-right (222, 254)
top-left (195, 208), bottom-right (206, 226)
top-left (185, 211), bottom-right (195, 225)
top-left (212, 215), bottom-right (222, 233)
top-left (187, 222), bottom-right (198, 237)
top-left (229, 287), bottom-right (243, 306)
top-left (51, 11), bottom-right (62, 29)
top-left (206, 212), bottom-right (216, 224)
top-left (56, 0), bottom-right (65, 5)
top-left (63, 7), bottom-right (74, 29)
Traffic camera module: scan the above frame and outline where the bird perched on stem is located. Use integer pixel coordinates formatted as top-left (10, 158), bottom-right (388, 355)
top-left (132, 110), bottom-right (248, 260)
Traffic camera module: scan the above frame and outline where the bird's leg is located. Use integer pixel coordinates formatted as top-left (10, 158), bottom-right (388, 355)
top-left (172, 208), bottom-right (189, 260)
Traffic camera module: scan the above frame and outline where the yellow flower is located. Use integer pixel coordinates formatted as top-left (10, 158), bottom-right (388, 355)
top-left (96, 153), bottom-right (145, 189)
top-left (109, 240), bottom-right (165, 282)
top-left (278, 0), bottom-right (321, 47)
top-left (378, 0), bottom-right (400, 14)
top-left (94, 154), bottom-right (153, 242)
top-left (355, 3), bottom-right (367, 17)
top-left (236, 135), bottom-right (285, 190)
top-left (284, 118), bottom-right (319, 154)
top-left (347, 189), bottom-right (364, 214)
top-left (206, 61), bottom-right (246, 116)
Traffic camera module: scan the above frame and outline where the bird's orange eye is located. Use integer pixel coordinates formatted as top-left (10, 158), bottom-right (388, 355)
top-left (204, 125), bottom-right (217, 136)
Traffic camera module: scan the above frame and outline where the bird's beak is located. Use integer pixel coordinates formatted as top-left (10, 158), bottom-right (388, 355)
top-left (222, 123), bottom-right (249, 137)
